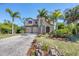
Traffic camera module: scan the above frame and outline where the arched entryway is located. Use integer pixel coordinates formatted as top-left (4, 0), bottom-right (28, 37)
top-left (46, 26), bottom-right (50, 33)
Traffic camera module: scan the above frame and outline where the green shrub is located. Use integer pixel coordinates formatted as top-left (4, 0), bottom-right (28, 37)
top-left (58, 23), bottom-right (65, 29)
top-left (42, 43), bottom-right (49, 51)
top-left (67, 23), bottom-right (77, 35)
top-left (55, 28), bottom-right (72, 37)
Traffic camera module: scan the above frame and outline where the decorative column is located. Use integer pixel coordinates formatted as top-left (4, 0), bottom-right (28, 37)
top-left (37, 16), bottom-right (41, 34)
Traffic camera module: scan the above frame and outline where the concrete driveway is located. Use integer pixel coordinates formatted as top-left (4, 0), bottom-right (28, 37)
top-left (0, 33), bottom-right (37, 56)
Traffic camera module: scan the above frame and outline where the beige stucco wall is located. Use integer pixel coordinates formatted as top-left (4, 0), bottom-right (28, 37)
top-left (37, 17), bottom-right (53, 33)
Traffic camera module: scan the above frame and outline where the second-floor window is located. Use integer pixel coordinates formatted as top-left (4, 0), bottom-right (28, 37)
top-left (28, 21), bottom-right (32, 24)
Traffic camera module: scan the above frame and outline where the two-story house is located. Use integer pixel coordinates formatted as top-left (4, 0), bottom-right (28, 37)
top-left (24, 17), bottom-right (53, 34)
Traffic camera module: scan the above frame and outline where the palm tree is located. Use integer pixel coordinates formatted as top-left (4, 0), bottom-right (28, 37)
top-left (6, 8), bottom-right (20, 34)
top-left (64, 9), bottom-right (75, 24)
top-left (64, 5), bottom-right (79, 34)
top-left (74, 5), bottom-right (79, 34)
top-left (0, 23), bottom-right (2, 34)
top-left (73, 5), bottom-right (79, 22)
top-left (37, 9), bottom-right (48, 33)
top-left (50, 9), bottom-right (63, 30)
top-left (38, 9), bottom-right (48, 19)
top-left (64, 5), bottom-right (79, 24)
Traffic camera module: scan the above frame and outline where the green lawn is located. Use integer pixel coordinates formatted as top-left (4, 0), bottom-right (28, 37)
top-left (36, 35), bottom-right (79, 56)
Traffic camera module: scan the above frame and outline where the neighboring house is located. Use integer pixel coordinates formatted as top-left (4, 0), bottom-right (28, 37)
top-left (24, 17), bottom-right (53, 34)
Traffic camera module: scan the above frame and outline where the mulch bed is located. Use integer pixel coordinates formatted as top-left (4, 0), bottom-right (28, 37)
top-left (49, 35), bottom-right (69, 42)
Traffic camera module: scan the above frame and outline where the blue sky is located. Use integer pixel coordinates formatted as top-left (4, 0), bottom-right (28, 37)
top-left (0, 3), bottom-right (79, 26)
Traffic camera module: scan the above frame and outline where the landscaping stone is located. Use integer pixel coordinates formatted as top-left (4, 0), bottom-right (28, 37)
top-left (35, 49), bottom-right (43, 56)
top-left (49, 47), bottom-right (62, 56)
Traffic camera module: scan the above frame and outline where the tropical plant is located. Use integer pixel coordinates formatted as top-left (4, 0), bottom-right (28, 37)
top-left (38, 8), bottom-right (48, 19)
top-left (49, 9), bottom-right (63, 30)
top-left (57, 23), bottom-right (65, 29)
top-left (55, 28), bottom-right (72, 38)
top-left (67, 23), bottom-right (77, 35)
top-left (37, 9), bottom-right (48, 33)
top-left (42, 43), bottom-right (49, 51)
top-left (6, 8), bottom-right (20, 34)
top-left (0, 21), bottom-right (12, 34)
top-left (64, 5), bottom-right (79, 23)
top-left (0, 20), bottom-right (22, 34)
top-left (76, 23), bottom-right (79, 33)
top-left (0, 23), bottom-right (2, 34)
top-left (64, 5), bottom-right (79, 34)
top-left (64, 9), bottom-right (75, 24)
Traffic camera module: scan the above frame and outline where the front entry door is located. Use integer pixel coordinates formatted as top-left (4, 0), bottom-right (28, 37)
top-left (46, 26), bottom-right (50, 33)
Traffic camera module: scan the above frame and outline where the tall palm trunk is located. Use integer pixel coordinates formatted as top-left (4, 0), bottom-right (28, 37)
top-left (38, 17), bottom-right (42, 34)
top-left (53, 21), bottom-right (55, 31)
top-left (12, 18), bottom-right (14, 34)
top-left (0, 28), bottom-right (1, 34)
top-left (53, 20), bottom-right (57, 31)
top-left (75, 24), bottom-right (77, 35)
top-left (75, 28), bottom-right (77, 35)
top-left (56, 21), bottom-right (58, 29)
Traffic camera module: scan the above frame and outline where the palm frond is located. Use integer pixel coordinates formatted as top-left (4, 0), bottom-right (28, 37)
top-left (15, 15), bottom-right (21, 19)
top-left (38, 9), bottom-right (48, 18)
top-left (12, 12), bottom-right (20, 17)
top-left (6, 8), bottom-right (12, 16)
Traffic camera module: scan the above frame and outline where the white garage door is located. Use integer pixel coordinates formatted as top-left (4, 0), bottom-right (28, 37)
top-left (26, 27), bottom-right (31, 33)
top-left (33, 27), bottom-right (38, 33)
